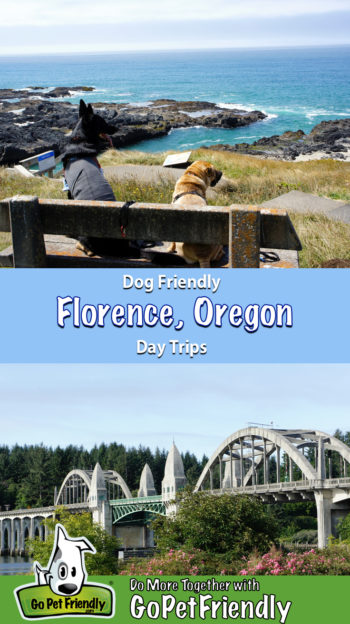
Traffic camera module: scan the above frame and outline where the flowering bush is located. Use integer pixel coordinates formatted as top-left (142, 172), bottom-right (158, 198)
top-left (120, 544), bottom-right (350, 576)
top-left (120, 549), bottom-right (205, 576)
top-left (239, 544), bottom-right (350, 576)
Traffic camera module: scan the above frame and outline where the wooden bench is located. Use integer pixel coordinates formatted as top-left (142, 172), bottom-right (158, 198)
top-left (0, 195), bottom-right (301, 268)
top-left (18, 151), bottom-right (61, 178)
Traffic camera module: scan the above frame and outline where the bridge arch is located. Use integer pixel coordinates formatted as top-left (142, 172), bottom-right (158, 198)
top-left (104, 471), bottom-right (132, 500)
top-left (55, 469), bottom-right (92, 505)
top-left (195, 427), bottom-right (321, 492)
top-left (55, 468), bottom-right (132, 505)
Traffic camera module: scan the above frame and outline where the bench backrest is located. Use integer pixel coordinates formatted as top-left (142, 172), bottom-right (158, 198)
top-left (0, 195), bottom-right (301, 268)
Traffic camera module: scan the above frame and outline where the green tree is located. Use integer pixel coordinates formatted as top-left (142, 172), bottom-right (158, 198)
top-left (152, 490), bottom-right (277, 558)
top-left (26, 508), bottom-right (121, 575)
top-left (337, 512), bottom-right (350, 541)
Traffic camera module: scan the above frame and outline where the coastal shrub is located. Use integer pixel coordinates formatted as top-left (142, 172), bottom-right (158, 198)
top-left (287, 529), bottom-right (318, 545)
top-left (107, 178), bottom-right (173, 204)
top-left (120, 544), bottom-right (350, 576)
top-left (336, 512), bottom-right (350, 541)
top-left (289, 212), bottom-right (350, 267)
top-left (152, 491), bottom-right (277, 558)
top-left (119, 549), bottom-right (210, 576)
top-left (2, 149), bottom-right (350, 266)
top-left (0, 169), bottom-right (65, 253)
top-left (119, 549), bottom-right (244, 576)
top-left (239, 544), bottom-right (350, 576)
top-left (26, 507), bottom-right (121, 575)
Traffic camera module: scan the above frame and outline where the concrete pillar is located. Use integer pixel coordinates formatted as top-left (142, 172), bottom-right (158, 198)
top-left (289, 457), bottom-right (293, 482)
top-left (2, 522), bottom-right (7, 552)
top-left (276, 446), bottom-right (281, 483)
top-left (315, 491), bottom-right (333, 548)
top-left (18, 522), bottom-right (23, 553)
top-left (21, 521), bottom-right (24, 551)
top-left (317, 438), bottom-right (326, 480)
top-left (328, 453), bottom-right (332, 479)
top-left (240, 438), bottom-right (244, 486)
top-left (209, 468), bottom-right (213, 491)
top-left (251, 436), bottom-right (255, 485)
top-left (10, 519), bottom-right (15, 554)
top-left (219, 456), bottom-right (222, 489)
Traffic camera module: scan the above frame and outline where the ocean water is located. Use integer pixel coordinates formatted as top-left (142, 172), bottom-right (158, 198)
top-left (0, 46), bottom-right (349, 152)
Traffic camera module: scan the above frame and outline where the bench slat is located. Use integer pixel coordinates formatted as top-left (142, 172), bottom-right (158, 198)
top-left (0, 197), bottom-right (301, 251)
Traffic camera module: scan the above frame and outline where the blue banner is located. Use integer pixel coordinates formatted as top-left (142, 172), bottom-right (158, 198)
top-left (0, 269), bottom-right (348, 363)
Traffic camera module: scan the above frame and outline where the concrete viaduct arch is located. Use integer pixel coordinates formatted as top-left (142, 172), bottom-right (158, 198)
top-left (194, 427), bottom-right (350, 548)
top-left (0, 509), bottom-right (53, 555)
top-left (55, 468), bottom-right (131, 505)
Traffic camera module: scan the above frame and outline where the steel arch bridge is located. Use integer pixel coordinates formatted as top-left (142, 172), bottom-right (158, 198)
top-left (55, 468), bottom-right (132, 505)
top-left (194, 427), bottom-right (350, 547)
top-left (110, 496), bottom-right (166, 523)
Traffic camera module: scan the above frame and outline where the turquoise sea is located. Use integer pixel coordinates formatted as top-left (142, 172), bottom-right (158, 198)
top-left (0, 46), bottom-right (349, 152)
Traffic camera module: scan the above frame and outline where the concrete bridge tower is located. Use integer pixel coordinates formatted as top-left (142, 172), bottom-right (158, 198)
top-left (138, 464), bottom-right (156, 497)
top-left (162, 443), bottom-right (186, 513)
top-left (89, 463), bottom-right (112, 533)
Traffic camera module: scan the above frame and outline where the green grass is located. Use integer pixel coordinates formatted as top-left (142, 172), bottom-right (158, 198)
top-left (1, 149), bottom-right (350, 267)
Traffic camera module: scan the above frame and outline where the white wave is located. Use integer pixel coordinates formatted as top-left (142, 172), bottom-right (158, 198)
top-left (128, 101), bottom-right (153, 107)
top-left (306, 110), bottom-right (350, 119)
top-left (179, 142), bottom-right (208, 148)
top-left (68, 90), bottom-right (90, 97)
top-left (216, 102), bottom-right (254, 112)
top-left (176, 125), bottom-right (206, 131)
top-left (14, 121), bottom-right (34, 126)
top-left (234, 135), bottom-right (259, 140)
top-left (179, 109), bottom-right (215, 118)
top-left (263, 113), bottom-right (278, 121)
top-left (11, 108), bottom-right (25, 115)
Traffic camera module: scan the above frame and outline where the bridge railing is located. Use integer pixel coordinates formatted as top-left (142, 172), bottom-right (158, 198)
top-left (109, 495), bottom-right (162, 506)
top-left (323, 477), bottom-right (350, 487)
top-left (209, 476), bottom-right (350, 495)
top-left (0, 506), bottom-right (56, 517)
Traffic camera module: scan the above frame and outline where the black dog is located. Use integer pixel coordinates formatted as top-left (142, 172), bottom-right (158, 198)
top-left (61, 99), bottom-right (128, 257)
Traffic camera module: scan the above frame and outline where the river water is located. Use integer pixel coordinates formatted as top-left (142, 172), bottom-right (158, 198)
top-left (0, 555), bottom-right (33, 575)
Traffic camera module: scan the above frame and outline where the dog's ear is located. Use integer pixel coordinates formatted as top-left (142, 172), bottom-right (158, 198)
top-left (87, 103), bottom-right (94, 117)
top-left (79, 100), bottom-right (87, 117)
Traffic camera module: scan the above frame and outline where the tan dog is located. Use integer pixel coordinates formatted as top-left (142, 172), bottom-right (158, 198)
top-left (168, 160), bottom-right (224, 268)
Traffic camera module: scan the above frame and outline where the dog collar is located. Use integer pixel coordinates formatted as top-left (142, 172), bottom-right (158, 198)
top-left (173, 190), bottom-right (204, 202)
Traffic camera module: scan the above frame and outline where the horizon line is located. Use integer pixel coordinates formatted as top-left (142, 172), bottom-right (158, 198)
top-left (0, 42), bottom-right (349, 58)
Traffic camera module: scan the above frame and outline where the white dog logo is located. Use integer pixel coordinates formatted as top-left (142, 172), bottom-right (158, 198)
top-left (34, 524), bottom-right (95, 596)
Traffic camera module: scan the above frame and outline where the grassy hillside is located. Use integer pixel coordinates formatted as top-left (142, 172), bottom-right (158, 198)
top-left (1, 148), bottom-right (350, 267)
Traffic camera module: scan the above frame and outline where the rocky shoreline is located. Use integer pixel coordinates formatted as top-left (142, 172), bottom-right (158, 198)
top-left (0, 85), bottom-right (349, 165)
top-left (210, 119), bottom-right (350, 161)
top-left (0, 86), bottom-right (265, 166)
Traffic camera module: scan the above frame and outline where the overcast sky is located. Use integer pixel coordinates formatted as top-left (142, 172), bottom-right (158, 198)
top-left (0, 364), bottom-right (349, 458)
top-left (0, 1), bottom-right (349, 54)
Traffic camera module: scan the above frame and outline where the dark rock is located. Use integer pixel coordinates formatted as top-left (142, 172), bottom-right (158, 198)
top-left (212, 118), bottom-right (350, 160)
top-left (0, 90), bottom-right (268, 166)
